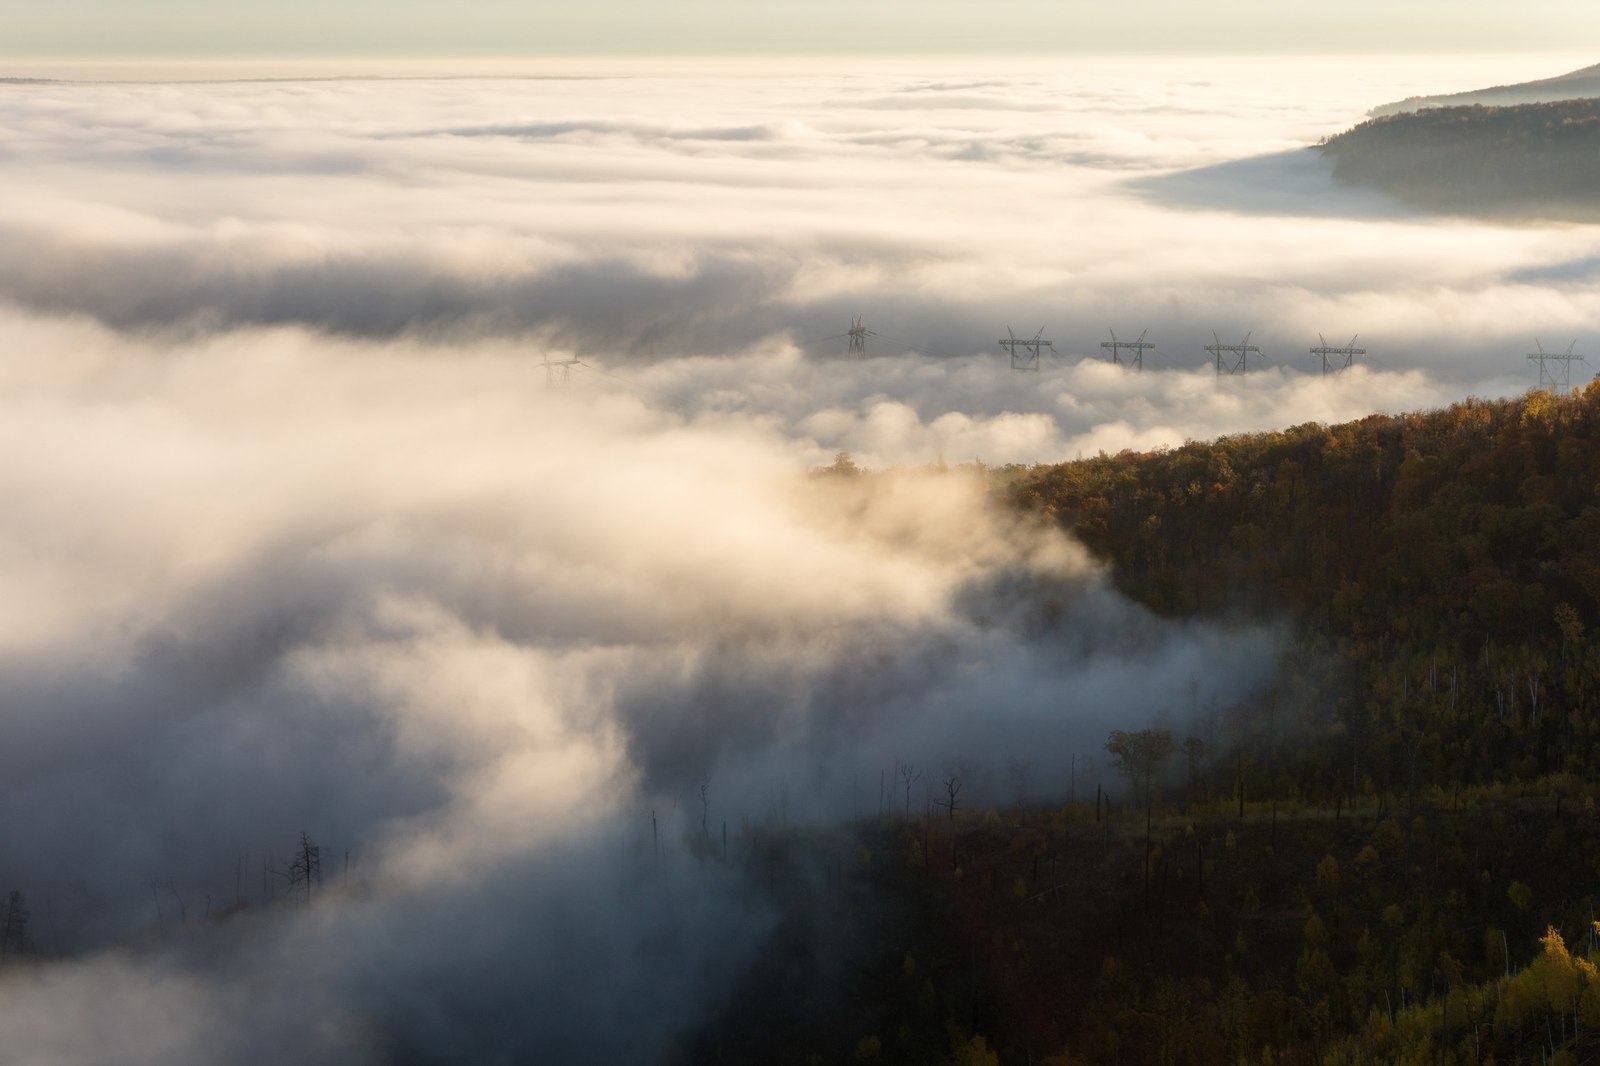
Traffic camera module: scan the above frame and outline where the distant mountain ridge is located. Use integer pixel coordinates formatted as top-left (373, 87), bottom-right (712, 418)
top-left (1371, 61), bottom-right (1600, 117)
top-left (1141, 62), bottom-right (1600, 224)
top-left (1319, 97), bottom-right (1600, 221)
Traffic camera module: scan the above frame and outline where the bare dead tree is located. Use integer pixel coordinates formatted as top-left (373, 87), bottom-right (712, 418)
top-left (289, 831), bottom-right (321, 903)
top-left (942, 774), bottom-right (964, 822)
top-left (699, 775), bottom-right (711, 842)
top-left (898, 762), bottom-right (921, 819)
top-left (0, 890), bottom-right (31, 964)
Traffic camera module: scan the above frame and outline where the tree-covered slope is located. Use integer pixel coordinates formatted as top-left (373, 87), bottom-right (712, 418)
top-left (1010, 383), bottom-right (1600, 787)
top-left (904, 385), bottom-right (1600, 1064)
top-left (1015, 385), bottom-right (1600, 645)
top-left (689, 390), bottom-right (1600, 1066)
top-left (1318, 99), bottom-right (1600, 220)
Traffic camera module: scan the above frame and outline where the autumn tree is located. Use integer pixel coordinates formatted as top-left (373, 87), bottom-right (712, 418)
top-left (1104, 728), bottom-right (1176, 817)
top-left (820, 452), bottom-right (861, 478)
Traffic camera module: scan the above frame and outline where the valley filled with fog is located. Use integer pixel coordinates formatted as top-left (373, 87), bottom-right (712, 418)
top-left (0, 54), bottom-right (1596, 1062)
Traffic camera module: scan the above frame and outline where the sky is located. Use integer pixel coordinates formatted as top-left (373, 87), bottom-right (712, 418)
top-left (1, 43), bottom-right (1599, 1065)
top-left (3, 0), bottom-right (1600, 59)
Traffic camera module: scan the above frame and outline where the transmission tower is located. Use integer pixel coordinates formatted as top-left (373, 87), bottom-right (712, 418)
top-left (1205, 331), bottom-right (1262, 377)
top-left (1527, 339), bottom-right (1585, 393)
top-left (1101, 328), bottom-right (1155, 371)
top-left (1309, 333), bottom-right (1366, 376)
top-left (542, 355), bottom-right (581, 388)
top-left (846, 315), bottom-right (877, 359)
top-left (999, 326), bottom-right (1054, 371)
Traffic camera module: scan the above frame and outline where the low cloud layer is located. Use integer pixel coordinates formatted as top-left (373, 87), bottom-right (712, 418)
top-left (0, 319), bottom-right (1281, 1062)
top-left (0, 56), bottom-right (1597, 384)
top-left (0, 54), bottom-right (1588, 1061)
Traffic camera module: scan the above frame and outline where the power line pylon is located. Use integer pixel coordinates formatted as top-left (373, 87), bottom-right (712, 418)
top-left (847, 315), bottom-right (877, 359)
top-left (1205, 331), bottom-right (1261, 377)
top-left (999, 326), bottom-right (1053, 371)
top-left (1101, 328), bottom-right (1154, 371)
top-left (1309, 333), bottom-right (1365, 376)
top-left (543, 355), bottom-right (581, 388)
top-left (1527, 339), bottom-right (1585, 393)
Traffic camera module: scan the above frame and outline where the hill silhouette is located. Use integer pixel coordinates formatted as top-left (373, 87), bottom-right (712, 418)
top-left (1318, 97), bottom-right (1600, 221)
top-left (1371, 60), bottom-right (1600, 117)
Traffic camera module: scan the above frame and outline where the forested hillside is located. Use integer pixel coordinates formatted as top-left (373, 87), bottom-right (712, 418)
top-left (1013, 382), bottom-right (1600, 791)
top-left (1319, 99), bottom-right (1600, 220)
top-left (912, 382), bottom-right (1600, 1064)
top-left (693, 386), bottom-right (1600, 1065)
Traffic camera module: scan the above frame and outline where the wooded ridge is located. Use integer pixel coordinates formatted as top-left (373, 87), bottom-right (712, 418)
top-left (1319, 98), bottom-right (1600, 220)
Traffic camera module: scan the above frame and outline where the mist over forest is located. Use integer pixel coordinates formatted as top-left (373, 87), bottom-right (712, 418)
top-left (1, 53), bottom-right (1599, 1064)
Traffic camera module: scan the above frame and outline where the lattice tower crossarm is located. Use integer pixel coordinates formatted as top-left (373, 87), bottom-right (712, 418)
top-left (543, 356), bottom-right (581, 388)
top-left (1309, 334), bottom-right (1366, 375)
top-left (999, 326), bottom-right (1054, 371)
top-left (1204, 332), bottom-right (1261, 376)
top-left (1527, 340), bottom-right (1585, 393)
top-left (1101, 328), bottom-right (1155, 371)
top-left (846, 315), bottom-right (877, 358)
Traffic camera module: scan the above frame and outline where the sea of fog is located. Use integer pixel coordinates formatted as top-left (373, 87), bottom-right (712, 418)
top-left (0, 54), bottom-right (1595, 1063)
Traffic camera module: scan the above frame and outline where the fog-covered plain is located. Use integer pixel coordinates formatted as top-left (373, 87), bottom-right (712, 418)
top-left (4, 56), bottom-right (1598, 464)
top-left (0, 54), bottom-right (1595, 1062)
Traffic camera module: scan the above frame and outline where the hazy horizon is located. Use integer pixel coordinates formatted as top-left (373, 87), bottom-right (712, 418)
top-left (4, 0), bottom-right (1599, 60)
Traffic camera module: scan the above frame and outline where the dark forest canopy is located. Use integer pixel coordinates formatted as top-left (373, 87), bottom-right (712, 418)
top-left (1318, 98), bottom-right (1600, 220)
top-left (708, 386), bottom-right (1600, 1065)
top-left (877, 385), bottom-right (1600, 1064)
top-left (1011, 383), bottom-right (1600, 640)
top-left (1009, 383), bottom-right (1600, 788)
